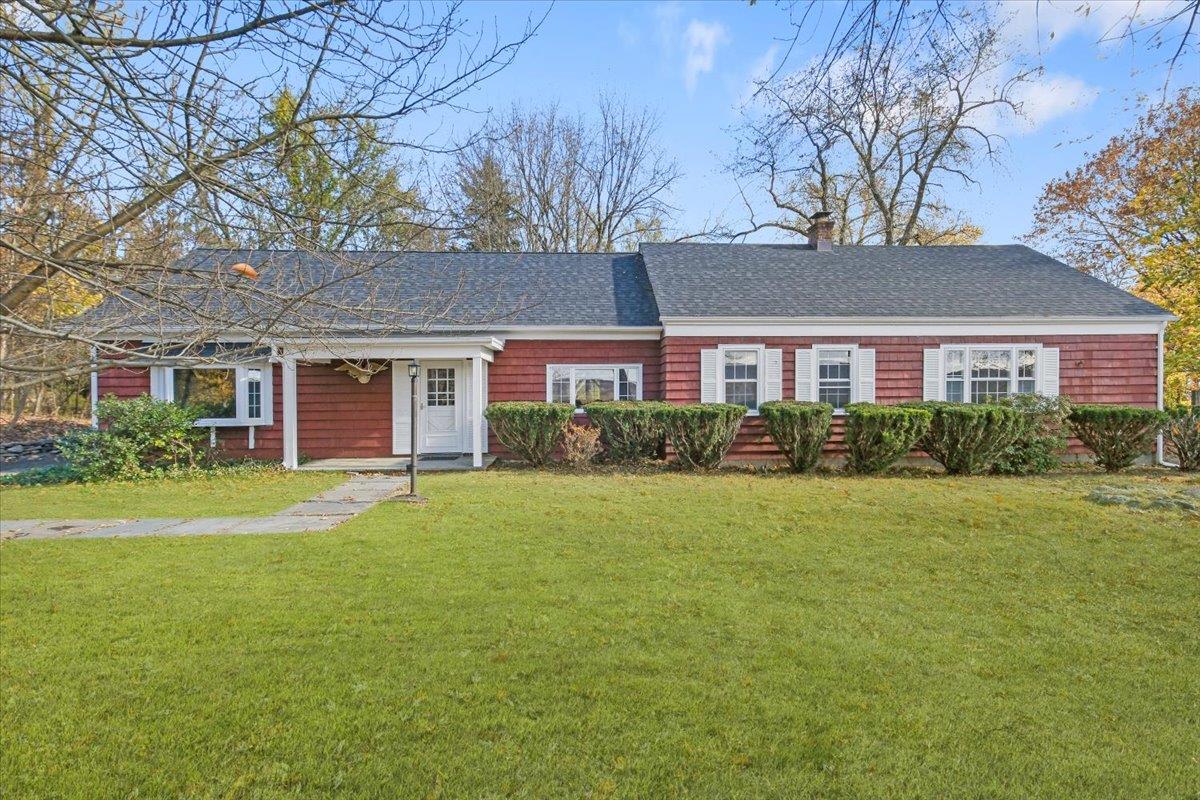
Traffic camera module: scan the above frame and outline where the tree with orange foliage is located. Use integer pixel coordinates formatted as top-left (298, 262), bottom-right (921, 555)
top-left (1028, 90), bottom-right (1199, 404)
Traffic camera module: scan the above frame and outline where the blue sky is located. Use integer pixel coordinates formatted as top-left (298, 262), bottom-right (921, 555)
top-left (435, 1), bottom-right (1197, 244)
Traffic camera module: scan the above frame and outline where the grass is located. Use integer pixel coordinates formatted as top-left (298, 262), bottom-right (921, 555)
top-left (0, 469), bottom-right (344, 518)
top-left (1, 470), bottom-right (1197, 798)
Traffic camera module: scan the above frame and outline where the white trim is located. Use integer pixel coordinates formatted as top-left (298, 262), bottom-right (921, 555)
top-left (281, 357), bottom-right (298, 469)
top-left (1157, 321), bottom-right (1166, 465)
top-left (661, 318), bottom-right (1168, 337)
top-left (497, 326), bottom-right (661, 340)
top-left (939, 343), bottom-right (1044, 402)
top-left (282, 342), bottom-right (499, 362)
top-left (471, 356), bottom-right (485, 467)
top-left (546, 363), bottom-right (644, 411)
top-left (716, 343), bottom-right (766, 414)
top-left (89, 346), bottom-right (99, 428)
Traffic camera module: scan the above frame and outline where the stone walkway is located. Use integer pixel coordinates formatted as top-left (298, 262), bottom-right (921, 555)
top-left (0, 473), bottom-right (407, 541)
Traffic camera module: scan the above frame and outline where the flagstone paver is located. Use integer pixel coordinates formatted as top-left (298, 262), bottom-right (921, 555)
top-left (1, 473), bottom-right (405, 541)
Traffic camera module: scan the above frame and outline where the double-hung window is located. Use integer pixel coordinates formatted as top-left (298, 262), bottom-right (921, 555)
top-left (942, 345), bottom-right (1040, 403)
top-left (153, 363), bottom-right (271, 425)
top-left (548, 364), bottom-right (641, 409)
top-left (722, 349), bottom-right (760, 410)
top-left (817, 348), bottom-right (854, 409)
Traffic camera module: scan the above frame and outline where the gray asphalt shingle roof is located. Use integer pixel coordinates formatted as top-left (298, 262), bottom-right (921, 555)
top-left (637, 243), bottom-right (1170, 319)
top-left (91, 243), bottom-right (1168, 334)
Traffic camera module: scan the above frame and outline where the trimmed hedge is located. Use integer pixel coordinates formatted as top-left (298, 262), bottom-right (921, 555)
top-left (484, 402), bottom-right (574, 465)
top-left (1069, 404), bottom-right (1169, 472)
top-left (759, 401), bottom-right (833, 473)
top-left (844, 403), bottom-right (931, 475)
top-left (909, 402), bottom-right (1025, 475)
top-left (584, 401), bottom-right (672, 462)
top-left (1163, 405), bottom-right (1199, 471)
top-left (991, 394), bottom-right (1072, 476)
top-left (663, 403), bottom-right (746, 470)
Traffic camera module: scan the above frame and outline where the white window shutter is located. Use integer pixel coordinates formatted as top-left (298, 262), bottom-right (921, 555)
top-left (857, 348), bottom-right (876, 404)
top-left (795, 348), bottom-right (814, 401)
top-left (923, 348), bottom-right (942, 401)
top-left (1041, 347), bottom-right (1060, 397)
top-left (700, 349), bottom-right (719, 403)
top-left (765, 349), bottom-right (783, 402)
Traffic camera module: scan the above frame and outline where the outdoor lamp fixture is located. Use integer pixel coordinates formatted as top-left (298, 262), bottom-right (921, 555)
top-left (407, 360), bottom-right (420, 497)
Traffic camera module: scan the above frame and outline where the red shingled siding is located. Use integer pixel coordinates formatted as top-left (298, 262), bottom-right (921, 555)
top-left (295, 362), bottom-right (394, 459)
top-left (662, 334), bottom-right (1159, 462)
top-left (486, 339), bottom-right (663, 455)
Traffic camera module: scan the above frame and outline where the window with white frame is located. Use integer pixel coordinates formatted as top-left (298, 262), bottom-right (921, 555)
top-left (723, 348), bottom-right (760, 410)
top-left (154, 363), bottom-right (270, 425)
top-left (943, 346), bottom-right (1040, 403)
top-left (548, 364), bottom-right (641, 409)
top-left (817, 348), bottom-right (853, 409)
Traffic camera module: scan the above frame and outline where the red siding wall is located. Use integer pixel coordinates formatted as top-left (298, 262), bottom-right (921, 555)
top-left (662, 334), bottom-right (1159, 462)
top-left (486, 339), bottom-right (663, 454)
top-left (296, 362), bottom-right (393, 459)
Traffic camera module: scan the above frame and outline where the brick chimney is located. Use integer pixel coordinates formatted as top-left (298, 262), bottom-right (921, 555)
top-left (807, 211), bottom-right (834, 251)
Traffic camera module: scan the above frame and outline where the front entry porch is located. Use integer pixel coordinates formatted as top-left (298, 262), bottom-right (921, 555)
top-left (297, 454), bottom-right (496, 472)
top-left (278, 337), bottom-right (502, 471)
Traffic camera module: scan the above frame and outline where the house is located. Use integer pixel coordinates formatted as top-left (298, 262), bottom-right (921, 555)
top-left (92, 216), bottom-right (1173, 467)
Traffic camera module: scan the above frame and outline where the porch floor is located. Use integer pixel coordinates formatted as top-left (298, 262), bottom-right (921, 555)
top-left (296, 455), bottom-right (494, 472)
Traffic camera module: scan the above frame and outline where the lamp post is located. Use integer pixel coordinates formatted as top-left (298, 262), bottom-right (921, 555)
top-left (407, 360), bottom-right (420, 497)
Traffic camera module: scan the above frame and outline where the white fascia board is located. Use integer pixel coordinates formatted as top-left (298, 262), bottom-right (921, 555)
top-left (105, 325), bottom-right (663, 342)
top-left (659, 316), bottom-right (1170, 338)
top-left (496, 326), bottom-right (662, 340)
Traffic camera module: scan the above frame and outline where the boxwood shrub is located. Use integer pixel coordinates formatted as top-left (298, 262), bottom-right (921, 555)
top-left (663, 403), bottom-right (746, 470)
top-left (1163, 405), bottom-right (1199, 471)
top-left (1069, 404), bottom-right (1170, 472)
top-left (991, 394), bottom-right (1072, 476)
top-left (758, 401), bottom-right (833, 473)
top-left (909, 401), bottom-right (1025, 475)
top-left (844, 403), bottom-right (931, 475)
top-left (584, 401), bottom-right (672, 462)
top-left (484, 401), bottom-right (574, 465)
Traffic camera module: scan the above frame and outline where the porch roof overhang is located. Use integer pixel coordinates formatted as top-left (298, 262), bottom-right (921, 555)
top-left (274, 335), bottom-right (505, 363)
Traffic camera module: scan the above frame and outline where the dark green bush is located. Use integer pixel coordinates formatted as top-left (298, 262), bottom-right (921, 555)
top-left (1068, 404), bottom-right (1169, 473)
top-left (584, 401), bottom-right (672, 461)
top-left (759, 401), bottom-right (833, 473)
top-left (1162, 406), bottom-right (1198, 471)
top-left (991, 395), bottom-right (1073, 475)
top-left (56, 395), bottom-right (207, 482)
top-left (484, 401), bottom-right (574, 465)
top-left (663, 403), bottom-right (746, 470)
top-left (0, 464), bottom-right (80, 486)
top-left (908, 402), bottom-right (1024, 475)
top-left (844, 403), bottom-right (931, 474)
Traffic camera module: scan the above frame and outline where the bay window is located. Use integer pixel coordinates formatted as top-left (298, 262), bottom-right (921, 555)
top-left (547, 364), bottom-right (641, 409)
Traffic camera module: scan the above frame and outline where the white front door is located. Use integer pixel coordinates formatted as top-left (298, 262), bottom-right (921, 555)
top-left (393, 360), bottom-right (464, 455)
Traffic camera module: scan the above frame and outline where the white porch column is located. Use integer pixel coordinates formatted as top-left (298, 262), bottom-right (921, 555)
top-left (471, 355), bottom-right (485, 467)
top-left (282, 356), bottom-right (299, 469)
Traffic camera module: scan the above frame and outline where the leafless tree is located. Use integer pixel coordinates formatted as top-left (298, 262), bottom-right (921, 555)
top-left (451, 97), bottom-right (682, 252)
top-left (0, 0), bottom-right (539, 404)
top-left (732, 4), bottom-right (1027, 244)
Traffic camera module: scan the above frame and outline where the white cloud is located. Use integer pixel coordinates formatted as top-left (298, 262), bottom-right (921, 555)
top-left (617, 19), bottom-right (641, 47)
top-left (998, 0), bottom-right (1184, 54)
top-left (1010, 73), bottom-right (1101, 131)
top-left (740, 43), bottom-right (780, 106)
top-left (683, 19), bottom-right (729, 93)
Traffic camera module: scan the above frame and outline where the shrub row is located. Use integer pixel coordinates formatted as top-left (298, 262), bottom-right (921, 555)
top-left (480, 398), bottom-right (1192, 474)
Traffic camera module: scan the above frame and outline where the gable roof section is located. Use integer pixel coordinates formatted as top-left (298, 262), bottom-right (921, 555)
top-left (94, 248), bottom-right (661, 333)
top-left (638, 243), bottom-right (1170, 319)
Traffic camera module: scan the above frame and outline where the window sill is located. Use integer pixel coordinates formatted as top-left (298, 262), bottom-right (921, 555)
top-left (193, 418), bottom-right (269, 428)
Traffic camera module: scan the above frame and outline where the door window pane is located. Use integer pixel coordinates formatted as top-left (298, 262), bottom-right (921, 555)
top-left (426, 368), bottom-right (455, 407)
top-left (818, 348), bottom-right (853, 408)
top-left (173, 368), bottom-right (236, 419)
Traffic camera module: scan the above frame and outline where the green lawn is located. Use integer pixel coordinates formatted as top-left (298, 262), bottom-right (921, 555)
top-left (0, 470), bottom-right (344, 518)
top-left (2, 470), bottom-right (1197, 799)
